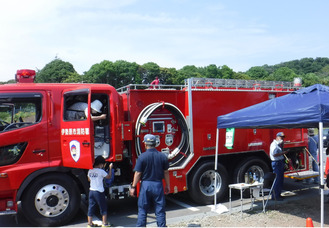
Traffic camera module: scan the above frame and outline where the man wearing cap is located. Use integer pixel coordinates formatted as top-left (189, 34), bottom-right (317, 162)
top-left (307, 128), bottom-right (319, 184)
top-left (270, 132), bottom-right (288, 200)
top-left (67, 99), bottom-right (106, 121)
top-left (130, 134), bottom-right (170, 227)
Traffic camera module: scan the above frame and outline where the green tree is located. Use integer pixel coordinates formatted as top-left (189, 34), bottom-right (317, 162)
top-left (84, 60), bottom-right (140, 88)
top-left (299, 58), bottom-right (315, 74)
top-left (36, 58), bottom-right (76, 83)
top-left (84, 60), bottom-right (115, 84)
top-left (62, 72), bottom-right (85, 83)
top-left (266, 67), bottom-right (298, 82)
top-left (301, 73), bottom-right (321, 87)
top-left (232, 72), bottom-right (251, 80)
top-left (178, 65), bottom-right (203, 83)
top-left (220, 65), bottom-right (234, 79)
top-left (0, 79), bottom-right (16, 84)
top-left (267, 57), bottom-right (329, 75)
top-left (246, 66), bottom-right (269, 79)
top-left (113, 60), bottom-right (140, 87)
top-left (318, 65), bottom-right (329, 78)
top-left (200, 64), bottom-right (221, 78)
top-left (139, 62), bottom-right (161, 84)
top-left (159, 67), bottom-right (179, 85)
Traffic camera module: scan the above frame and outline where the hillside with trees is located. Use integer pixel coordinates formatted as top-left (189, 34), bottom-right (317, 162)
top-left (245, 57), bottom-right (329, 86)
top-left (2, 57), bottom-right (329, 88)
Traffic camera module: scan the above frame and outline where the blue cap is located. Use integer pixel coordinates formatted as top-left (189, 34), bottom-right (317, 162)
top-left (276, 132), bottom-right (285, 137)
top-left (143, 134), bottom-right (156, 144)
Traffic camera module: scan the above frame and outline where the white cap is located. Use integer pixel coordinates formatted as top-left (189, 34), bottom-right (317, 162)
top-left (91, 100), bottom-right (102, 113)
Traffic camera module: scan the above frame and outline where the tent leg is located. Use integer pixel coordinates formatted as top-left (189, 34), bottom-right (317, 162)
top-left (214, 128), bottom-right (219, 210)
top-left (319, 122), bottom-right (324, 228)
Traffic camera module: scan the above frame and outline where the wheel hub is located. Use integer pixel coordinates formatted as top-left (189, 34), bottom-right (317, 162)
top-left (245, 165), bottom-right (265, 183)
top-left (199, 170), bottom-right (221, 196)
top-left (34, 184), bottom-right (69, 217)
top-left (46, 195), bottom-right (59, 207)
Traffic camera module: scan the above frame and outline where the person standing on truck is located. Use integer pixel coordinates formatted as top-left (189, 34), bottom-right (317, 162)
top-left (87, 156), bottom-right (113, 227)
top-left (306, 128), bottom-right (319, 184)
top-left (129, 134), bottom-right (170, 227)
top-left (270, 132), bottom-right (288, 201)
top-left (67, 99), bottom-right (106, 121)
top-left (150, 77), bottom-right (160, 89)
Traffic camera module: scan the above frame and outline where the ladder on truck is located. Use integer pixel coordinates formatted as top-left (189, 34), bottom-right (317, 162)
top-left (186, 78), bottom-right (300, 91)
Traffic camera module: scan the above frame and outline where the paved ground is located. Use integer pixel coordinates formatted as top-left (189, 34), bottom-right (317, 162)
top-left (0, 178), bottom-right (326, 227)
top-left (167, 179), bottom-right (329, 227)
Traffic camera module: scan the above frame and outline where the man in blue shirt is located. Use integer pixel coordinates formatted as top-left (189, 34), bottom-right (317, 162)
top-left (130, 134), bottom-right (170, 227)
top-left (270, 132), bottom-right (288, 201)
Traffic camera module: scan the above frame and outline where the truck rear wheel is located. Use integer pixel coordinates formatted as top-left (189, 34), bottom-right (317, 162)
top-left (234, 157), bottom-right (270, 184)
top-left (188, 162), bottom-right (228, 205)
top-left (233, 157), bottom-right (270, 198)
top-left (21, 173), bottom-right (81, 226)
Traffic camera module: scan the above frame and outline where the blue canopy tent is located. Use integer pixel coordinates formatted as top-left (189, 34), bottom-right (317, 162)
top-left (217, 84), bottom-right (329, 129)
top-left (215, 84), bottom-right (329, 227)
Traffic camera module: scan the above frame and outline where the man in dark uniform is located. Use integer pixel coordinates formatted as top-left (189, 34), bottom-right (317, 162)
top-left (129, 134), bottom-right (170, 227)
top-left (307, 128), bottom-right (319, 184)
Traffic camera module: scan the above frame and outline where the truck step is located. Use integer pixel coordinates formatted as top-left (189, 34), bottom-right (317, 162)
top-left (284, 171), bottom-right (319, 180)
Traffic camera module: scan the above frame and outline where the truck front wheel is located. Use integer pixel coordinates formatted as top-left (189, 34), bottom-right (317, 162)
top-left (188, 162), bottom-right (228, 205)
top-left (21, 173), bottom-right (81, 227)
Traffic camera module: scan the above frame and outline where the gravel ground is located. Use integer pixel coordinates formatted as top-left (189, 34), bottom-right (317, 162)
top-left (168, 184), bottom-right (329, 227)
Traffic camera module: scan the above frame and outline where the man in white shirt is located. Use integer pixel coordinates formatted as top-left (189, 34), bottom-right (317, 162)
top-left (270, 132), bottom-right (288, 201)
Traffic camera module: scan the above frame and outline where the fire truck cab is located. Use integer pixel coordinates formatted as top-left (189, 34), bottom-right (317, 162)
top-left (0, 70), bottom-right (310, 226)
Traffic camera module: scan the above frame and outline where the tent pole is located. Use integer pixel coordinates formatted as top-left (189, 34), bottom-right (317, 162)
top-left (214, 128), bottom-right (219, 209)
top-left (319, 122), bottom-right (324, 227)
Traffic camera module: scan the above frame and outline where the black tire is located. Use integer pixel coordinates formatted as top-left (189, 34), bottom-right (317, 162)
top-left (234, 157), bottom-right (270, 184)
top-left (21, 173), bottom-right (81, 227)
top-left (188, 161), bottom-right (228, 205)
top-left (234, 157), bottom-right (270, 198)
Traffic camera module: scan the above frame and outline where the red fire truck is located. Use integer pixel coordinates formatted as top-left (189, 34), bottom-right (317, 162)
top-left (0, 69), bottom-right (309, 226)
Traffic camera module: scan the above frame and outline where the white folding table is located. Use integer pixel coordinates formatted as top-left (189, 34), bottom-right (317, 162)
top-left (229, 182), bottom-right (264, 216)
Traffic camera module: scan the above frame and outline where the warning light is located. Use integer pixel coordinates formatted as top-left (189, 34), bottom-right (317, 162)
top-left (15, 69), bottom-right (36, 83)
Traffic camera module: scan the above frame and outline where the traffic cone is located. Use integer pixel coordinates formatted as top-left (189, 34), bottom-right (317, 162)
top-left (306, 217), bottom-right (314, 227)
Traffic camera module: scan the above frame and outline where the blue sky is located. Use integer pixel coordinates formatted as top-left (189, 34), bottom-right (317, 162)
top-left (1, 0), bottom-right (328, 82)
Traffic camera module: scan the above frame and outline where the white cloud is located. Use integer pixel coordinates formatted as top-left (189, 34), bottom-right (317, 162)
top-left (0, 0), bottom-right (328, 81)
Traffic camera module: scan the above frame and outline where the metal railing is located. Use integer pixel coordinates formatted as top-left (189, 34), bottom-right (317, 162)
top-left (116, 84), bottom-right (185, 94)
top-left (117, 78), bottom-right (301, 93)
top-left (185, 78), bottom-right (299, 90)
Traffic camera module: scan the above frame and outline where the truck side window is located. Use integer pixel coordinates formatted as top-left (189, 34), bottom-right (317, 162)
top-left (0, 142), bottom-right (27, 166)
top-left (64, 94), bottom-right (88, 121)
top-left (0, 93), bottom-right (42, 132)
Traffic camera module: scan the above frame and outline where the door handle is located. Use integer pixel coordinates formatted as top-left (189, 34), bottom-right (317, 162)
top-left (33, 149), bottom-right (46, 153)
top-left (82, 142), bottom-right (90, 146)
top-left (33, 149), bottom-right (46, 157)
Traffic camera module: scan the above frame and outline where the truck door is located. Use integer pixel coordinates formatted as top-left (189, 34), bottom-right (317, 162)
top-left (0, 92), bottom-right (48, 164)
top-left (61, 88), bottom-right (94, 169)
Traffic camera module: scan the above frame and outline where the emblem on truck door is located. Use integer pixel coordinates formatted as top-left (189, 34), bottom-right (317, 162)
top-left (69, 140), bottom-right (81, 162)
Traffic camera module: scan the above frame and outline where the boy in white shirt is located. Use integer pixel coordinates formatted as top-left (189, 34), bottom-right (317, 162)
top-left (87, 156), bottom-right (113, 227)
